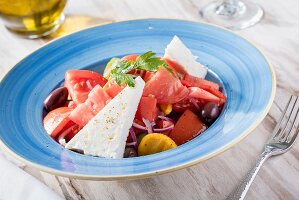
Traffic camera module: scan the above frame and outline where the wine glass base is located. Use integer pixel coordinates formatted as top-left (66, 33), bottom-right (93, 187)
top-left (199, 0), bottom-right (264, 30)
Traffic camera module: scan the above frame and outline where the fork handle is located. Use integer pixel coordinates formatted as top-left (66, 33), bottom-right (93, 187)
top-left (226, 150), bottom-right (272, 200)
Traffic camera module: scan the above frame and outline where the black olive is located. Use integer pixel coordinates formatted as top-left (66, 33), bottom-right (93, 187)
top-left (200, 102), bottom-right (220, 124)
top-left (44, 87), bottom-right (68, 111)
top-left (124, 147), bottom-right (138, 158)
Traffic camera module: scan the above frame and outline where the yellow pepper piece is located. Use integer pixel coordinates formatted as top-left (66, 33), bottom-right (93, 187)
top-left (160, 104), bottom-right (172, 115)
top-left (138, 133), bottom-right (177, 156)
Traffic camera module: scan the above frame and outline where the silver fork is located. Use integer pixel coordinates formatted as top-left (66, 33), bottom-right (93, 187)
top-left (227, 95), bottom-right (299, 200)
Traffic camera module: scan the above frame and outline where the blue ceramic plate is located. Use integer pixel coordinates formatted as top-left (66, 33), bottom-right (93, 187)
top-left (0, 19), bottom-right (275, 180)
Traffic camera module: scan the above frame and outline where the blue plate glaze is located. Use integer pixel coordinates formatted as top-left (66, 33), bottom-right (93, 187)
top-left (0, 19), bottom-right (275, 179)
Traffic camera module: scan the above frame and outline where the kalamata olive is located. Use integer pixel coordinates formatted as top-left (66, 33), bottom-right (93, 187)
top-left (124, 147), bottom-right (138, 158)
top-left (44, 87), bottom-right (68, 111)
top-left (200, 102), bottom-right (220, 124)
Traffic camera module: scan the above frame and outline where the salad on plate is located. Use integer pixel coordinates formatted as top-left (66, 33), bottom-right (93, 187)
top-left (43, 36), bottom-right (226, 158)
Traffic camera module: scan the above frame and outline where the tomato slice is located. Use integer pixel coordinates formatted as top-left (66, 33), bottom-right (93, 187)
top-left (143, 68), bottom-right (189, 104)
top-left (135, 96), bottom-right (158, 122)
top-left (183, 74), bottom-right (220, 91)
top-left (104, 82), bottom-right (125, 98)
top-left (69, 85), bottom-right (111, 127)
top-left (164, 58), bottom-right (187, 75)
top-left (121, 54), bottom-right (139, 62)
top-left (55, 120), bottom-right (81, 142)
top-left (43, 107), bottom-right (73, 138)
top-left (63, 121), bottom-right (81, 142)
top-left (169, 109), bottom-right (206, 145)
top-left (143, 71), bottom-right (155, 82)
top-left (188, 87), bottom-right (221, 104)
top-left (173, 97), bottom-right (205, 113)
top-left (65, 70), bottom-right (107, 104)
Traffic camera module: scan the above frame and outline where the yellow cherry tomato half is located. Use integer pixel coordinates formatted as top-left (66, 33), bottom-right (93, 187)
top-left (160, 104), bottom-right (172, 115)
top-left (138, 133), bottom-right (177, 156)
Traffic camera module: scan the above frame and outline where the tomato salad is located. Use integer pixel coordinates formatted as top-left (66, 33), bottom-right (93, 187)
top-left (43, 36), bottom-right (226, 158)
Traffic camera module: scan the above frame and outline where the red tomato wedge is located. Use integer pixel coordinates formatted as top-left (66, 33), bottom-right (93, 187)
top-left (65, 70), bottom-right (107, 104)
top-left (143, 71), bottom-right (155, 82)
top-left (143, 68), bottom-right (189, 104)
top-left (135, 96), bottom-right (158, 122)
top-left (183, 74), bottom-right (220, 91)
top-left (56, 120), bottom-right (81, 142)
top-left (122, 54), bottom-right (139, 62)
top-left (43, 107), bottom-right (73, 138)
top-left (188, 87), bottom-right (221, 104)
top-left (202, 86), bottom-right (226, 104)
top-left (164, 58), bottom-right (187, 75)
top-left (169, 109), bottom-right (206, 145)
top-left (104, 82), bottom-right (125, 98)
top-left (173, 97), bottom-right (204, 113)
top-left (69, 85), bottom-right (111, 127)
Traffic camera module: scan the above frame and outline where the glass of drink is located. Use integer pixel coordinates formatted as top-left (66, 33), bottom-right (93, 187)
top-left (0, 0), bottom-right (67, 38)
top-left (199, 0), bottom-right (263, 30)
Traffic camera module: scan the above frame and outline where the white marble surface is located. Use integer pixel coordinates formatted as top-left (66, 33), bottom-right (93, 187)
top-left (0, 0), bottom-right (299, 199)
top-left (0, 152), bottom-right (62, 200)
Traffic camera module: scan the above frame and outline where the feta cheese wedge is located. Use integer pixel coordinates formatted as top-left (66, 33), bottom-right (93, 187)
top-left (164, 35), bottom-right (208, 78)
top-left (65, 77), bottom-right (145, 158)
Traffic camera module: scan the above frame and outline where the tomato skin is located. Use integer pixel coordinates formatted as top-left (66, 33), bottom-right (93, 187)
top-left (143, 71), bottom-right (155, 82)
top-left (173, 98), bottom-right (204, 113)
top-left (199, 86), bottom-right (226, 104)
top-left (135, 96), bottom-right (158, 122)
top-left (121, 54), bottom-right (139, 62)
top-left (104, 82), bottom-right (125, 98)
top-left (164, 58), bottom-right (187, 75)
top-left (43, 107), bottom-right (73, 138)
top-left (169, 109), bottom-right (206, 145)
top-left (65, 70), bottom-right (107, 104)
top-left (69, 85), bottom-right (111, 127)
top-left (55, 120), bottom-right (81, 142)
top-left (183, 74), bottom-right (220, 91)
top-left (188, 87), bottom-right (221, 104)
top-left (63, 121), bottom-right (81, 142)
top-left (143, 68), bottom-right (189, 104)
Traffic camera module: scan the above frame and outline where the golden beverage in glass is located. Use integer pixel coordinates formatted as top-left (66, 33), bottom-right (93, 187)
top-left (0, 0), bottom-right (67, 38)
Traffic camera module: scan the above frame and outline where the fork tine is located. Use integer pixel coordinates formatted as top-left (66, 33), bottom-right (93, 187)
top-left (278, 96), bottom-right (299, 141)
top-left (272, 95), bottom-right (295, 139)
top-left (286, 97), bottom-right (299, 144)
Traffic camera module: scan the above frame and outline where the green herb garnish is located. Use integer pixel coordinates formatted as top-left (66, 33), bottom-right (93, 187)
top-left (108, 51), bottom-right (173, 87)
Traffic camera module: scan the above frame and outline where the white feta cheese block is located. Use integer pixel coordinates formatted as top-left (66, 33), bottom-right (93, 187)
top-left (164, 35), bottom-right (208, 78)
top-left (65, 76), bottom-right (145, 158)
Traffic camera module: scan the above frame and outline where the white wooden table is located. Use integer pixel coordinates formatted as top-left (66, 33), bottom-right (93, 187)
top-left (1, 0), bottom-right (299, 199)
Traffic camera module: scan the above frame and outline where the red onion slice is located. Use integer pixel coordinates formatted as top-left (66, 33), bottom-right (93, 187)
top-left (142, 118), bottom-right (153, 133)
top-left (132, 122), bottom-right (147, 131)
top-left (153, 124), bottom-right (174, 132)
top-left (129, 128), bottom-right (138, 149)
top-left (126, 141), bottom-right (137, 147)
top-left (158, 115), bottom-right (174, 123)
